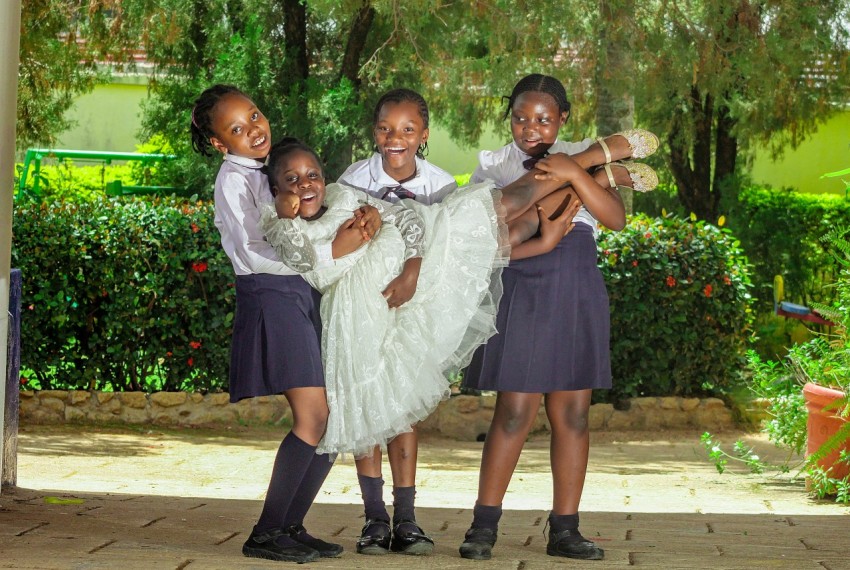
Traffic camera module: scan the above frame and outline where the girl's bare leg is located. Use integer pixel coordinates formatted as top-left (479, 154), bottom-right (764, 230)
top-left (476, 392), bottom-right (543, 505)
top-left (355, 447), bottom-right (384, 477)
top-left (285, 386), bottom-right (330, 445)
top-left (544, 390), bottom-right (592, 515)
top-left (500, 132), bottom-right (645, 222)
top-left (387, 429), bottom-right (418, 487)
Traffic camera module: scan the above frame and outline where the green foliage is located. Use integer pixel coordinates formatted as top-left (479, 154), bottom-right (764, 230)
top-left (598, 213), bottom-right (753, 401)
top-left (12, 196), bottom-right (234, 392)
top-left (16, 161), bottom-right (138, 202)
top-left (704, 227), bottom-right (850, 505)
top-left (733, 186), bottom-right (850, 313)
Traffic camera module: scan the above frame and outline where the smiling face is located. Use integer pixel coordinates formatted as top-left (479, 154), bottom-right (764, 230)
top-left (208, 93), bottom-right (271, 159)
top-left (373, 100), bottom-right (429, 182)
top-left (509, 91), bottom-right (568, 157)
top-left (269, 149), bottom-right (326, 220)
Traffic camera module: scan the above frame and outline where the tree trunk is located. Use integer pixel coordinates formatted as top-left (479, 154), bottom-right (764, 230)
top-left (280, 0), bottom-right (309, 132)
top-left (324, 1), bottom-right (376, 178)
top-left (595, 0), bottom-right (635, 214)
top-left (339, 2), bottom-right (376, 87)
top-left (669, 86), bottom-right (717, 220)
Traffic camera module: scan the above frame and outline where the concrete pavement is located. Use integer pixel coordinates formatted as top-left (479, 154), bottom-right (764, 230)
top-left (1, 424), bottom-right (849, 569)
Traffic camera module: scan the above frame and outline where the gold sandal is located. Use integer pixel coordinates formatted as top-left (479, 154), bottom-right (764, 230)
top-left (597, 161), bottom-right (658, 193)
top-left (595, 129), bottom-right (660, 163)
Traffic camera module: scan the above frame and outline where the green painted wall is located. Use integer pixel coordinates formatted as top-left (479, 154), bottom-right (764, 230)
top-left (58, 82), bottom-right (849, 191)
top-left (56, 82), bottom-right (148, 153)
top-left (750, 112), bottom-right (850, 195)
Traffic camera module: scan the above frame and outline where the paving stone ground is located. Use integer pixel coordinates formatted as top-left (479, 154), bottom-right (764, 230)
top-left (2, 424), bottom-right (849, 569)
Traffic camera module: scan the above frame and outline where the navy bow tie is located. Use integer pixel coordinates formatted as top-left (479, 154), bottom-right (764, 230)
top-left (382, 185), bottom-right (417, 200)
top-left (522, 152), bottom-right (549, 170)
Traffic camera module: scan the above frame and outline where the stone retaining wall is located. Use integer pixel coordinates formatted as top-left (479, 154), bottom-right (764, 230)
top-left (18, 390), bottom-right (736, 438)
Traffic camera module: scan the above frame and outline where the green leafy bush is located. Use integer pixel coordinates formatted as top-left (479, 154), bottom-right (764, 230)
top-left (12, 196), bottom-right (234, 392)
top-left (733, 186), bottom-right (850, 312)
top-left (598, 213), bottom-right (754, 401)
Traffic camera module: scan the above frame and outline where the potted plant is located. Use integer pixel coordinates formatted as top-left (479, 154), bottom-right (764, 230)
top-left (703, 226), bottom-right (850, 504)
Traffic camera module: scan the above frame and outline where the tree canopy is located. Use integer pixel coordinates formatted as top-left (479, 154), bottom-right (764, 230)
top-left (18, 0), bottom-right (850, 215)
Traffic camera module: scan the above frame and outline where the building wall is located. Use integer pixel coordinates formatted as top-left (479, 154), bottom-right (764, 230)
top-left (57, 82), bottom-right (850, 193)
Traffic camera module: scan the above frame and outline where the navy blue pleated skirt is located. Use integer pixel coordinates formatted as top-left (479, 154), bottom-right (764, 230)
top-left (464, 223), bottom-right (611, 393)
top-left (229, 274), bottom-right (324, 402)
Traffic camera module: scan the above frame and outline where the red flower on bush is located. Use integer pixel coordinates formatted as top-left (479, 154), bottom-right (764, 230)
top-left (644, 232), bottom-right (652, 239)
top-left (190, 222), bottom-right (200, 233)
top-left (632, 260), bottom-right (638, 267)
top-left (666, 275), bottom-right (676, 287)
top-left (20, 377), bottom-right (27, 385)
top-left (723, 275), bottom-right (732, 285)
top-left (190, 341), bottom-right (202, 349)
top-left (187, 357), bottom-right (194, 367)
top-left (192, 261), bottom-right (208, 273)
top-left (166, 352), bottom-right (173, 357)
top-left (704, 284), bottom-right (713, 297)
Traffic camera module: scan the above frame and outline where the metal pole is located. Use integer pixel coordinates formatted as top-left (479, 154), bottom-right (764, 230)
top-left (0, 0), bottom-right (23, 494)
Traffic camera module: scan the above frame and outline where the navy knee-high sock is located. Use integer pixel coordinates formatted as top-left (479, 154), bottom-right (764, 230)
top-left (283, 452), bottom-right (336, 528)
top-left (358, 474), bottom-right (390, 521)
top-left (255, 432), bottom-right (316, 534)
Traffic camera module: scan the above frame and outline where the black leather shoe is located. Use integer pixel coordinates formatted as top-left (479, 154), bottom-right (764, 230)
top-left (242, 528), bottom-right (319, 563)
top-left (459, 526), bottom-right (497, 560)
top-left (390, 520), bottom-right (434, 555)
top-left (356, 518), bottom-right (391, 555)
top-left (284, 523), bottom-right (344, 557)
top-left (546, 528), bottom-right (604, 560)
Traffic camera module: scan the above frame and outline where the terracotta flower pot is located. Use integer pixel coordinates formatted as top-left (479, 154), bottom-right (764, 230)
top-left (803, 382), bottom-right (849, 480)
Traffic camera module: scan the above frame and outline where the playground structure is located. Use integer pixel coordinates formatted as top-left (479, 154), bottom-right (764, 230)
top-left (16, 148), bottom-right (189, 198)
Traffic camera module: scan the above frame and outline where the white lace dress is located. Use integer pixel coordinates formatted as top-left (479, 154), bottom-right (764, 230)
top-left (260, 182), bottom-right (509, 457)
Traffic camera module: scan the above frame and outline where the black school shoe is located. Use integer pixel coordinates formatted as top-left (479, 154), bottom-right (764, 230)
top-left (242, 528), bottom-right (319, 564)
top-left (356, 518), bottom-right (392, 555)
top-left (284, 523), bottom-right (344, 557)
top-left (390, 520), bottom-right (434, 555)
top-left (546, 528), bottom-right (605, 560)
top-left (459, 526), bottom-right (497, 560)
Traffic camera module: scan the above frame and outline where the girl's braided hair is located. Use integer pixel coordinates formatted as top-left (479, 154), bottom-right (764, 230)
top-left (266, 137), bottom-right (324, 196)
top-left (502, 74), bottom-right (571, 120)
top-left (373, 88), bottom-right (430, 157)
top-left (189, 84), bottom-right (246, 157)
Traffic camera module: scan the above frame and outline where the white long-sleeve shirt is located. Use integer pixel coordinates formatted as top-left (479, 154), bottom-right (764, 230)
top-left (213, 153), bottom-right (333, 276)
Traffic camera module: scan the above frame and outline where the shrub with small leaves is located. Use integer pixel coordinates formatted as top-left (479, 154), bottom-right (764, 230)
top-left (598, 213), bottom-right (754, 401)
top-left (12, 195), bottom-right (234, 392)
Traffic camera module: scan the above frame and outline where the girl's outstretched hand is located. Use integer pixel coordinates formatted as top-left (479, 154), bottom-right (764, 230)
top-left (534, 153), bottom-right (582, 183)
top-left (355, 205), bottom-right (382, 240)
top-left (538, 198), bottom-right (581, 249)
top-left (382, 258), bottom-right (422, 308)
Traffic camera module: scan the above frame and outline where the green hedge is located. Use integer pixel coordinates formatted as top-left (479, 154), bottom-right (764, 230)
top-left (599, 214), bottom-right (753, 401)
top-left (13, 196), bottom-right (234, 391)
top-left (13, 200), bottom-right (752, 398)
top-left (732, 186), bottom-right (850, 312)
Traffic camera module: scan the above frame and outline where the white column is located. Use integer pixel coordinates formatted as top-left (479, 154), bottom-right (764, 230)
top-left (0, 1), bottom-right (23, 493)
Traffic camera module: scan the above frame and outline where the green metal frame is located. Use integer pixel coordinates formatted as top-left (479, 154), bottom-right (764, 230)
top-left (17, 148), bottom-right (188, 197)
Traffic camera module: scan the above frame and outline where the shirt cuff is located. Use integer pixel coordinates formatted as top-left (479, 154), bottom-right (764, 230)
top-left (315, 241), bottom-right (334, 268)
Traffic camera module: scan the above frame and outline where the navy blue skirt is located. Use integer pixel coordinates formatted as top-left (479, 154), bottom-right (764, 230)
top-left (229, 274), bottom-right (324, 402)
top-left (464, 223), bottom-right (611, 393)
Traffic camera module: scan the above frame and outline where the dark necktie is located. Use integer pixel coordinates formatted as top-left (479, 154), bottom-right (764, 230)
top-left (522, 152), bottom-right (549, 170)
top-left (382, 185), bottom-right (417, 200)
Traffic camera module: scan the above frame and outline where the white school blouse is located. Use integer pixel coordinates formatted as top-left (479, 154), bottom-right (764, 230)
top-left (470, 139), bottom-right (599, 234)
top-left (338, 153), bottom-right (458, 205)
top-left (213, 153), bottom-right (333, 276)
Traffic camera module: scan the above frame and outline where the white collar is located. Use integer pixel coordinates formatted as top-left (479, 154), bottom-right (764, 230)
top-left (225, 153), bottom-right (266, 170)
top-left (368, 153), bottom-right (426, 189)
top-left (511, 139), bottom-right (561, 160)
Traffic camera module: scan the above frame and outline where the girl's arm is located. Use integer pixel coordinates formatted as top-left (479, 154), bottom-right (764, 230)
top-left (533, 154), bottom-right (626, 231)
top-left (379, 204), bottom-right (426, 308)
top-left (510, 200), bottom-right (582, 260)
